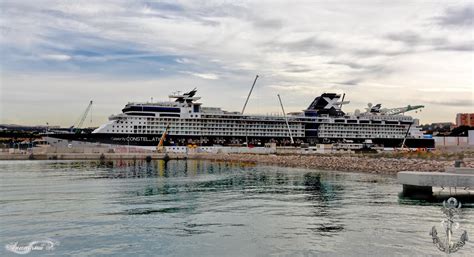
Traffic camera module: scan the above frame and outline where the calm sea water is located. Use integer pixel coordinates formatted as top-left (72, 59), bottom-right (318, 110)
top-left (0, 160), bottom-right (473, 256)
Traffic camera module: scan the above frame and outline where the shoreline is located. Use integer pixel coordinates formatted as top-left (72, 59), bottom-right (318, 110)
top-left (1, 152), bottom-right (473, 175)
top-left (193, 153), bottom-right (474, 175)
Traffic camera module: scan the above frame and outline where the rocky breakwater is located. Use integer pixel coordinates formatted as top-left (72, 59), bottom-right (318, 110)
top-left (194, 154), bottom-right (474, 175)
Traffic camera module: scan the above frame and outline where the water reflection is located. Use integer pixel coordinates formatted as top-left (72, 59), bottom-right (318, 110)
top-left (90, 160), bottom-right (348, 239)
top-left (91, 159), bottom-right (257, 179)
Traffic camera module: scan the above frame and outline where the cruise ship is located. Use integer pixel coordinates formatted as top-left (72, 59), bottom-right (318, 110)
top-left (45, 89), bottom-right (434, 148)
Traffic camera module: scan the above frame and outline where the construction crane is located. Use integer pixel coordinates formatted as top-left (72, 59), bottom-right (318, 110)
top-left (400, 123), bottom-right (412, 150)
top-left (241, 75), bottom-right (259, 114)
top-left (70, 100), bottom-right (93, 133)
top-left (156, 124), bottom-right (170, 153)
top-left (277, 94), bottom-right (294, 144)
top-left (366, 103), bottom-right (424, 115)
top-left (241, 75), bottom-right (259, 146)
top-left (382, 105), bottom-right (424, 115)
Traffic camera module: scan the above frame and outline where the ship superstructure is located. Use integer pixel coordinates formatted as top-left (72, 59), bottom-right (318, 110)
top-left (46, 89), bottom-right (434, 148)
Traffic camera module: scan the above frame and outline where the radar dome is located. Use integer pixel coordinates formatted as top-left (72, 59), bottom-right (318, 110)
top-left (354, 109), bottom-right (361, 115)
top-left (367, 103), bottom-right (373, 108)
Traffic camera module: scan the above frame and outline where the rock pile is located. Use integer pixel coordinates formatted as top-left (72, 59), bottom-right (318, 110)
top-left (193, 153), bottom-right (474, 175)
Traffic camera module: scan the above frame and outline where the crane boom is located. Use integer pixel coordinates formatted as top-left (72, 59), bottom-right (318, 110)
top-left (157, 124), bottom-right (170, 152)
top-left (241, 75), bottom-right (259, 114)
top-left (381, 105), bottom-right (424, 115)
top-left (400, 123), bottom-right (412, 150)
top-left (77, 100), bottom-right (93, 129)
top-left (278, 94), bottom-right (294, 144)
top-left (71, 100), bottom-right (93, 132)
top-left (71, 100), bottom-right (93, 129)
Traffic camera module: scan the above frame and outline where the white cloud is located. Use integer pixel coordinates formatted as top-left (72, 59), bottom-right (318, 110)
top-left (40, 54), bottom-right (72, 61)
top-left (175, 58), bottom-right (196, 64)
top-left (187, 72), bottom-right (219, 80)
top-left (417, 87), bottom-right (472, 93)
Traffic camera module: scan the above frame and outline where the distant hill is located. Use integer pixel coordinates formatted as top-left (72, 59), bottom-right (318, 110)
top-left (0, 124), bottom-right (52, 131)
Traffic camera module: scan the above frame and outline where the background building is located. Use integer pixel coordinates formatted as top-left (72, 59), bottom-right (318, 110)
top-left (421, 122), bottom-right (454, 136)
top-left (456, 113), bottom-right (474, 127)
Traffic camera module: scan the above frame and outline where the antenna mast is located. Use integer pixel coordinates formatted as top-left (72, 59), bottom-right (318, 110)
top-left (241, 75), bottom-right (259, 114)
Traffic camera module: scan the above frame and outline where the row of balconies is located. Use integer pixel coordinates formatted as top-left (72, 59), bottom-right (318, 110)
top-left (320, 130), bottom-right (405, 134)
top-left (135, 125), bottom-right (302, 130)
top-left (133, 130), bottom-right (304, 137)
top-left (322, 122), bottom-right (403, 126)
top-left (318, 133), bottom-right (405, 138)
top-left (321, 128), bottom-right (405, 132)
top-left (140, 122), bottom-right (302, 128)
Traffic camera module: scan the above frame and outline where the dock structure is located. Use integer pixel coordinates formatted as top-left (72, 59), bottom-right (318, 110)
top-left (398, 167), bottom-right (474, 198)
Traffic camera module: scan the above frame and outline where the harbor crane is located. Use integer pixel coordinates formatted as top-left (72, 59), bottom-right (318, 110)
top-left (277, 94), bottom-right (294, 144)
top-left (241, 75), bottom-right (259, 114)
top-left (366, 103), bottom-right (424, 115)
top-left (70, 100), bottom-right (93, 133)
top-left (383, 104), bottom-right (424, 115)
top-left (156, 124), bottom-right (170, 153)
top-left (241, 75), bottom-right (259, 146)
top-left (400, 123), bottom-right (412, 150)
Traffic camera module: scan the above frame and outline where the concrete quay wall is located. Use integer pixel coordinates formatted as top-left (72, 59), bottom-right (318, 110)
top-left (398, 171), bottom-right (474, 188)
top-left (0, 152), bottom-right (187, 161)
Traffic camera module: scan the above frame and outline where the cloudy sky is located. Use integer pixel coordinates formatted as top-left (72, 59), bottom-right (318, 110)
top-left (0, 0), bottom-right (472, 126)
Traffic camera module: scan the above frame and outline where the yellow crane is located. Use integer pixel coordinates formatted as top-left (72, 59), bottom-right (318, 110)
top-left (156, 124), bottom-right (170, 153)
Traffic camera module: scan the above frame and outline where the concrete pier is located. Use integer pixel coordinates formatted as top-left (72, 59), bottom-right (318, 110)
top-left (398, 168), bottom-right (474, 198)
